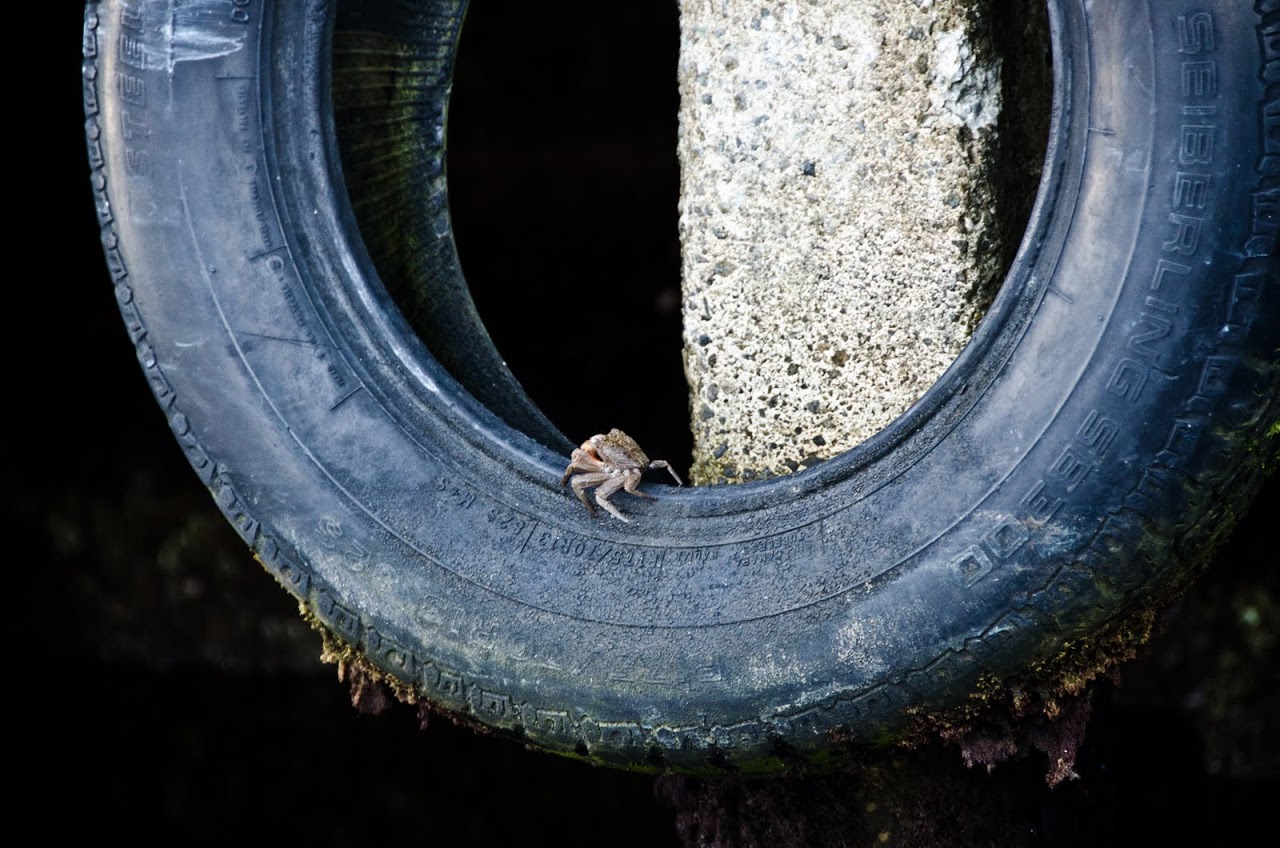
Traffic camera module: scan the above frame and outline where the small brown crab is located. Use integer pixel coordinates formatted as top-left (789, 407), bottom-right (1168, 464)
top-left (559, 428), bottom-right (683, 522)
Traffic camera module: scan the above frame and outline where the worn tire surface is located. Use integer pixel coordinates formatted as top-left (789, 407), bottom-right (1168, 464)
top-left (83, 0), bottom-right (1278, 772)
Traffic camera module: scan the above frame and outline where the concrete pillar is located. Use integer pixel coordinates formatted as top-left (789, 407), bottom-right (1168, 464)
top-left (678, 0), bottom-right (1005, 484)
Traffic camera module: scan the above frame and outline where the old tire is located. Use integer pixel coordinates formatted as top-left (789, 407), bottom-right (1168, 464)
top-left (83, 0), bottom-right (1278, 772)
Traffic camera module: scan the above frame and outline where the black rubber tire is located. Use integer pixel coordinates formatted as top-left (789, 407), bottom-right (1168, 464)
top-left (83, 0), bottom-right (1278, 773)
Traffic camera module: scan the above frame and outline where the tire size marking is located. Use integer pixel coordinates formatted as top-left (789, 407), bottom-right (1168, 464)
top-left (734, 527), bottom-right (815, 573)
top-left (527, 528), bottom-right (724, 572)
top-left (485, 506), bottom-right (530, 535)
top-left (432, 475), bottom-right (476, 511)
top-left (532, 530), bottom-right (665, 569)
top-left (484, 505), bottom-right (538, 554)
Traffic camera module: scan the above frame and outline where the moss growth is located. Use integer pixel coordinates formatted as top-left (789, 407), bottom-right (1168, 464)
top-left (902, 607), bottom-right (1158, 785)
top-left (301, 608), bottom-right (421, 709)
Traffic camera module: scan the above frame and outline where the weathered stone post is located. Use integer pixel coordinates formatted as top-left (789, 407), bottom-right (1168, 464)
top-left (678, 0), bottom-right (1006, 484)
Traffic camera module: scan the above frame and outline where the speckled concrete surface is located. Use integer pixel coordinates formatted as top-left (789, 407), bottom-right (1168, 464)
top-left (678, 0), bottom-right (1003, 484)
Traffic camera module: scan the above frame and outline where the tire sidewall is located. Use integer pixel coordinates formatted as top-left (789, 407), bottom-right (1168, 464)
top-left (85, 0), bottom-right (1279, 770)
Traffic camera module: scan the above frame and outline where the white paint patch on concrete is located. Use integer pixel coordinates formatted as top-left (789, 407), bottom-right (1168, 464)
top-left (931, 28), bottom-right (1002, 133)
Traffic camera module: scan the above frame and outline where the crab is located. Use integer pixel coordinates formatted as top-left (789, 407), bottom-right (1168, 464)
top-left (559, 428), bottom-right (683, 522)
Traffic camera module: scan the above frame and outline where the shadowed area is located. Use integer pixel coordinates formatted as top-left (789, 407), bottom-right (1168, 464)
top-left (17, 3), bottom-right (1276, 844)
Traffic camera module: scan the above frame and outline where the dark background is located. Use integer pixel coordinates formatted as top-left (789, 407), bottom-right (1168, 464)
top-left (13, 3), bottom-right (1276, 844)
